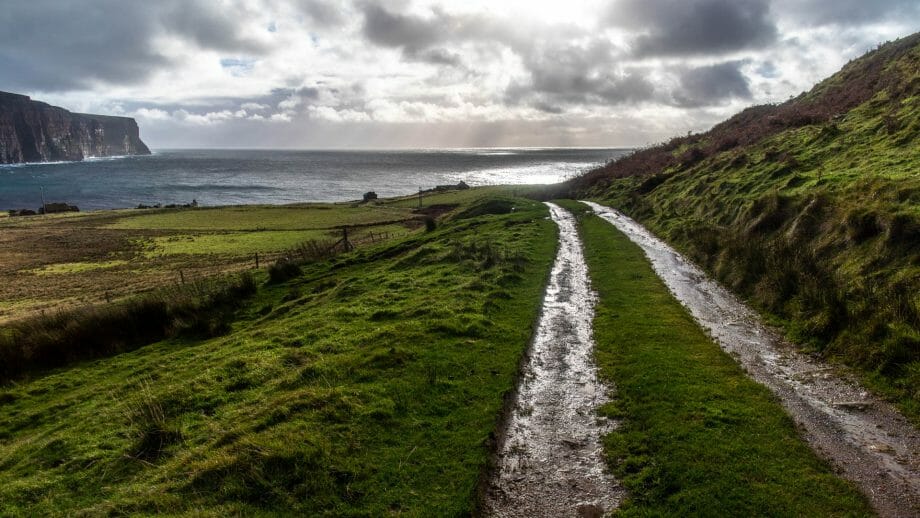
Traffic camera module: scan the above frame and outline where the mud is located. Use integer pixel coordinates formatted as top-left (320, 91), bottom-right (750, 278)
top-left (482, 203), bottom-right (622, 517)
top-left (585, 201), bottom-right (920, 518)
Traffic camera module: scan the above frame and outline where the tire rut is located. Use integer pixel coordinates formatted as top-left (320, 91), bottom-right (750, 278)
top-left (585, 201), bottom-right (920, 518)
top-left (482, 203), bottom-right (622, 517)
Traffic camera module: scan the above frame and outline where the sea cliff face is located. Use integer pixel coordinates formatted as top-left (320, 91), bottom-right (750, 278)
top-left (0, 91), bottom-right (151, 164)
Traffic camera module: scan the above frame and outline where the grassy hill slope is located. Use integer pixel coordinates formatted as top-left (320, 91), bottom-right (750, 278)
top-left (570, 33), bottom-right (920, 418)
top-left (0, 194), bottom-right (556, 515)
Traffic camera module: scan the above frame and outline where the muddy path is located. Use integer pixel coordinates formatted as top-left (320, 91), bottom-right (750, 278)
top-left (584, 201), bottom-right (920, 517)
top-left (482, 203), bottom-right (622, 517)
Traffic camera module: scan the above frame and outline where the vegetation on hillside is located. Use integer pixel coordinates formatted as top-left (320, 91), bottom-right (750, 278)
top-left (0, 193), bottom-right (557, 515)
top-left (569, 33), bottom-right (920, 420)
top-left (555, 200), bottom-right (871, 516)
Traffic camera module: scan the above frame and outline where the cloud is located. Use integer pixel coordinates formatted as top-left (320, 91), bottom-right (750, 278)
top-left (610, 0), bottom-right (777, 56)
top-left (505, 38), bottom-right (655, 109)
top-left (672, 61), bottom-right (752, 107)
top-left (360, 3), bottom-right (443, 52)
top-left (772, 0), bottom-right (920, 27)
top-left (2, 0), bottom-right (916, 149)
top-left (295, 0), bottom-right (347, 26)
top-left (0, 1), bottom-right (168, 90)
top-left (241, 102), bottom-right (270, 111)
top-left (160, 2), bottom-right (269, 54)
top-left (0, 0), bottom-right (269, 92)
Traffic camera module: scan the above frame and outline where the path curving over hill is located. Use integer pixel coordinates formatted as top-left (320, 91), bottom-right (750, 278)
top-left (585, 201), bottom-right (920, 518)
top-left (483, 203), bottom-right (622, 517)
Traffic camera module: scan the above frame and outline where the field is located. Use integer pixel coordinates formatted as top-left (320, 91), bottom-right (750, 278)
top-left (0, 193), bottom-right (557, 515)
top-left (0, 202), bottom-right (423, 323)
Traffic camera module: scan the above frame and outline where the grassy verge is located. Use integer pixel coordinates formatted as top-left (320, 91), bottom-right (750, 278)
top-left (575, 43), bottom-right (920, 422)
top-left (0, 272), bottom-right (258, 383)
top-left (555, 200), bottom-right (872, 516)
top-left (0, 195), bottom-right (556, 515)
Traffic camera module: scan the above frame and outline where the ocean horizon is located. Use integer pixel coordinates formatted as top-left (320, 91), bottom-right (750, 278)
top-left (0, 147), bottom-right (629, 211)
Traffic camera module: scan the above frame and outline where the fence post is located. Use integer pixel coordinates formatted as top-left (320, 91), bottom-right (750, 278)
top-left (255, 252), bottom-right (259, 269)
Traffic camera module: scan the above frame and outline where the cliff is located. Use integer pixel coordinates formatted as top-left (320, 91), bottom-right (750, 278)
top-left (0, 91), bottom-right (151, 164)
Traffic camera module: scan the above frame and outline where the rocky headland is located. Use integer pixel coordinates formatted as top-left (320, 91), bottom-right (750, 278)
top-left (0, 91), bottom-right (150, 164)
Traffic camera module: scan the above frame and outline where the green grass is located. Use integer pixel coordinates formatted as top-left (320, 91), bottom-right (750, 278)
top-left (143, 225), bottom-right (414, 257)
top-left (555, 200), bottom-right (872, 516)
top-left (0, 195), bottom-right (557, 515)
top-left (28, 260), bottom-right (130, 275)
top-left (108, 204), bottom-right (413, 231)
top-left (586, 82), bottom-right (920, 424)
top-left (144, 230), bottom-right (332, 256)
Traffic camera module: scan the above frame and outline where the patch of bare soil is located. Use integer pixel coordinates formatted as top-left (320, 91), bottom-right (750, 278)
top-left (483, 203), bottom-right (622, 517)
top-left (585, 201), bottom-right (920, 518)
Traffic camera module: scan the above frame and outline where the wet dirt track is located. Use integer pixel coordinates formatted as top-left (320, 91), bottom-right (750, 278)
top-left (585, 201), bottom-right (920, 518)
top-left (483, 203), bottom-right (622, 517)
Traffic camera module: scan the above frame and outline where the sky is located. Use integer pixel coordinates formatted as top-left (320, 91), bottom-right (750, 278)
top-left (1, 0), bottom-right (917, 149)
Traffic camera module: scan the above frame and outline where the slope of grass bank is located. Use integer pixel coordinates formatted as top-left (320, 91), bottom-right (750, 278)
top-left (556, 200), bottom-right (872, 516)
top-left (573, 34), bottom-right (920, 422)
top-left (0, 196), bottom-right (556, 515)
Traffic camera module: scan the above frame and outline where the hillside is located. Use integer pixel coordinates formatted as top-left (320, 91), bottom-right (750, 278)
top-left (0, 91), bottom-right (150, 164)
top-left (570, 33), bottom-right (920, 417)
top-left (0, 192), bottom-right (558, 515)
top-left (0, 191), bottom-right (879, 515)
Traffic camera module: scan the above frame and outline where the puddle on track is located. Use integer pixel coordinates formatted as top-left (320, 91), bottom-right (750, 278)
top-left (483, 203), bottom-right (622, 517)
top-left (585, 201), bottom-right (920, 518)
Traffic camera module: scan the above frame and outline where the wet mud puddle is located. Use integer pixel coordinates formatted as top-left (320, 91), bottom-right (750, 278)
top-left (483, 203), bottom-right (622, 517)
top-left (585, 201), bottom-right (920, 517)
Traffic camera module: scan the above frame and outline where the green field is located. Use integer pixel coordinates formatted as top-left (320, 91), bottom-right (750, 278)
top-left (0, 195), bottom-right (557, 515)
top-left (108, 204), bottom-right (414, 231)
top-left (0, 202), bottom-right (423, 323)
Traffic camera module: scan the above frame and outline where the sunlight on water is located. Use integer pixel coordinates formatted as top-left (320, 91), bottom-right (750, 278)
top-left (0, 148), bottom-right (628, 210)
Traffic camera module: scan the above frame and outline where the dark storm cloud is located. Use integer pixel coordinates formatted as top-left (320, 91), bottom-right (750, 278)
top-left (160, 3), bottom-right (269, 54)
top-left (672, 61), bottom-right (752, 107)
top-left (0, 0), bottom-right (265, 92)
top-left (414, 48), bottom-right (463, 67)
top-left (357, 3), bottom-right (512, 67)
top-left (610, 0), bottom-right (778, 56)
top-left (0, 1), bottom-right (166, 90)
top-left (295, 0), bottom-right (347, 26)
top-left (506, 39), bottom-right (655, 108)
top-left (360, 3), bottom-right (443, 52)
top-left (773, 0), bottom-right (920, 26)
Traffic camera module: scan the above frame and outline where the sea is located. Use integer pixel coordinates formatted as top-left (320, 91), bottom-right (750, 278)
top-left (0, 148), bottom-right (628, 211)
